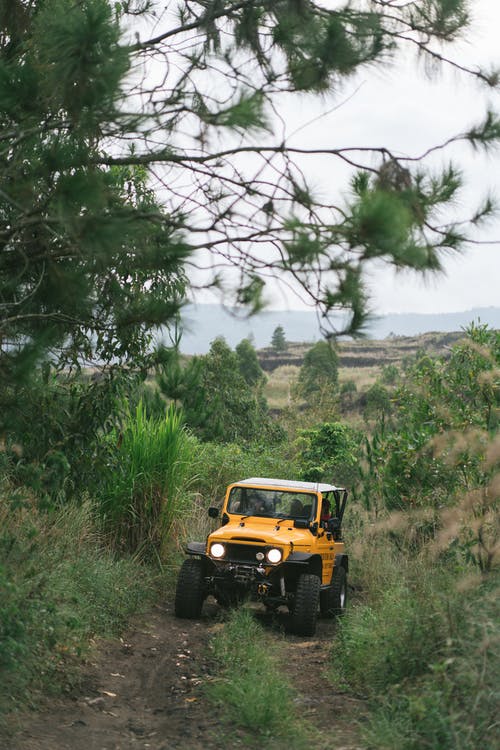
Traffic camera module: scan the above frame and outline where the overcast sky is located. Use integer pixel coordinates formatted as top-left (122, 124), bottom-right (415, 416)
top-left (258, 0), bottom-right (500, 315)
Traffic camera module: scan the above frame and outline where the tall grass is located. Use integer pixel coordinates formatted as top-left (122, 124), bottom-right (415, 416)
top-left (0, 494), bottom-right (155, 725)
top-left (98, 401), bottom-right (200, 556)
top-left (358, 573), bottom-right (500, 750)
top-left (330, 505), bottom-right (500, 750)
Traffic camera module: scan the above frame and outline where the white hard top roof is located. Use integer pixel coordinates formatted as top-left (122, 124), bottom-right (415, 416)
top-left (234, 477), bottom-right (345, 493)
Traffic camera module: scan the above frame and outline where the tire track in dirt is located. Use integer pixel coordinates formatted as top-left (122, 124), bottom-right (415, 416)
top-left (8, 601), bottom-right (366, 750)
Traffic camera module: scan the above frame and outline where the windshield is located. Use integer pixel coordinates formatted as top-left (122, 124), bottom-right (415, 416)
top-left (227, 486), bottom-right (316, 520)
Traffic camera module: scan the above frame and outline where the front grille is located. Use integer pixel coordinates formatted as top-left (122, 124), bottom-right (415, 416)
top-left (225, 542), bottom-right (265, 563)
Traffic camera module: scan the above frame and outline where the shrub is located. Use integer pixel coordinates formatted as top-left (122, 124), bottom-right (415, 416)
top-left (1, 368), bottom-right (140, 504)
top-left (331, 501), bottom-right (500, 750)
top-left (332, 566), bottom-right (463, 694)
top-left (98, 401), bottom-right (200, 556)
top-left (361, 575), bottom-right (500, 750)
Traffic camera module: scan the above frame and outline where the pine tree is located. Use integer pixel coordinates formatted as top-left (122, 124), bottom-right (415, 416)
top-left (271, 326), bottom-right (287, 353)
top-left (0, 0), bottom-right (188, 385)
top-left (2, 0), bottom-right (499, 387)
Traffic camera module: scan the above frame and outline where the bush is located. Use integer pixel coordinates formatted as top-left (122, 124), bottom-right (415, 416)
top-left (0, 496), bottom-right (155, 721)
top-left (2, 369), bottom-right (139, 504)
top-left (332, 565), bottom-right (463, 694)
top-left (330, 506), bottom-right (500, 750)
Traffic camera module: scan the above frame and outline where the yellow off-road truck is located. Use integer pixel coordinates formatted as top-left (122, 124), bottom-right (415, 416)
top-left (174, 477), bottom-right (348, 636)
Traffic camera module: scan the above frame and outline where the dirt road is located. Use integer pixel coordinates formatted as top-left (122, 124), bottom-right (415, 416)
top-left (9, 601), bottom-right (366, 750)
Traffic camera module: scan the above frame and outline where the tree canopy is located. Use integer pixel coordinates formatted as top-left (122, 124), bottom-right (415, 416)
top-left (1, 0), bottom-right (499, 392)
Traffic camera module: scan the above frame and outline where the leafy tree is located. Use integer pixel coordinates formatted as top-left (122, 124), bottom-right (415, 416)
top-left (236, 338), bottom-right (265, 387)
top-left (363, 382), bottom-right (393, 421)
top-left (339, 379), bottom-right (357, 412)
top-left (297, 340), bottom-right (339, 399)
top-left (177, 337), bottom-right (275, 443)
top-left (271, 326), bottom-right (287, 353)
top-left (2, 0), bottom-right (497, 391)
top-left (2, 0), bottom-right (499, 489)
top-left (381, 364), bottom-right (399, 385)
top-left (295, 421), bottom-right (360, 485)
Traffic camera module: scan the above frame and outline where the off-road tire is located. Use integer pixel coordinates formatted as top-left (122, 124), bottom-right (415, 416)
top-left (290, 573), bottom-right (321, 636)
top-left (174, 558), bottom-right (205, 619)
top-left (321, 565), bottom-right (347, 618)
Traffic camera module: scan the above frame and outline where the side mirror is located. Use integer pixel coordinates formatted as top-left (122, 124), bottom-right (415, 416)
top-left (294, 518), bottom-right (309, 529)
top-left (309, 521), bottom-right (318, 535)
top-left (208, 506), bottom-right (219, 518)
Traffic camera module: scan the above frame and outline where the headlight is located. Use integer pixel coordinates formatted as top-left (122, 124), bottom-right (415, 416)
top-left (266, 548), bottom-right (282, 564)
top-left (210, 542), bottom-right (226, 559)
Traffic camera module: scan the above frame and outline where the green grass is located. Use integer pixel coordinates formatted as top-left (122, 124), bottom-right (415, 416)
top-left (208, 609), bottom-right (300, 741)
top-left (0, 496), bottom-right (156, 724)
top-left (360, 575), bottom-right (500, 750)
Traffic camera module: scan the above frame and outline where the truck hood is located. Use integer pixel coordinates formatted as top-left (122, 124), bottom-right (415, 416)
top-left (208, 517), bottom-right (313, 552)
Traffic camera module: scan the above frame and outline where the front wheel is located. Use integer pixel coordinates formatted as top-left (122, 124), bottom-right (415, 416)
top-left (174, 558), bottom-right (205, 619)
top-left (290, 573), bottom-right (320, 636)
top-left (320, 565), bottom-right (347, 618)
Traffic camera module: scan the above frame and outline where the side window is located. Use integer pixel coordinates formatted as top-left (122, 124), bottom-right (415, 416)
top-left (228, 487), bottom-right (245, 513)
top-left (320, 495), bottom-right (332, 526)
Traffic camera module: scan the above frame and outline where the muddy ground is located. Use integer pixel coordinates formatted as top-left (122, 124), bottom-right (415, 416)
top-left (8, 600), bottom-right (367, 750)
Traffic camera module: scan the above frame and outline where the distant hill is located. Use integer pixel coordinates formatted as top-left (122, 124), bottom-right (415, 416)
top-left (164, 304), bottom-right (500, 354)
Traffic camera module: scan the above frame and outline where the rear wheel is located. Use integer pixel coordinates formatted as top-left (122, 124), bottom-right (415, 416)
top-left (174, 558), bottom-right (205, 618)
top-left (321, 565), bottom-right (347, 618)
top-left (290, 573), bottom-right (320, 636)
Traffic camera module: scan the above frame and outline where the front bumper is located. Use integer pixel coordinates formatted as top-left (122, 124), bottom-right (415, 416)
top-left (207, 559), bottom-right (287, 603)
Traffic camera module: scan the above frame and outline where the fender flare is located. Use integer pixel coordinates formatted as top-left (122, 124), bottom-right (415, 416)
top-left (284, 552), bottom-right (322, 578)
top-left (185, 541), bottom-right (207, 556)
top-left (334, 553), bottom-right (348, 573)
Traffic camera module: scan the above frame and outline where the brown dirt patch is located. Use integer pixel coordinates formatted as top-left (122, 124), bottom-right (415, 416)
top-left (8, 601), bottom-right (367, 750)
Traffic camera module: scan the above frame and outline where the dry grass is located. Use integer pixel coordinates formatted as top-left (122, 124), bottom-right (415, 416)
top-left (264, 365), bottom-right (300, 409)
top-left (338, 365), bottom-right (381, 390)
top-left (264, 363), bottom-right (382, 411)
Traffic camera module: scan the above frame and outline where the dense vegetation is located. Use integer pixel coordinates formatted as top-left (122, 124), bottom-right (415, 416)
top-left (1, 325), bottom-right (498, 749)
top-left (1, 0), bottom-right (499, 746)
